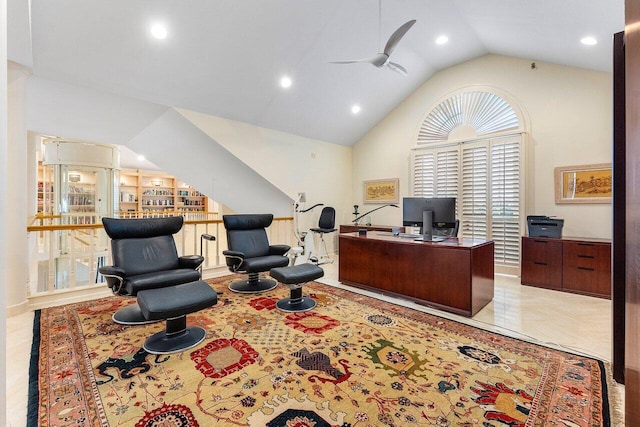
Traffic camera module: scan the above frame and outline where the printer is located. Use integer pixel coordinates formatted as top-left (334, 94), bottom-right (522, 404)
top-left (527, 215), bottom-right (564, 238)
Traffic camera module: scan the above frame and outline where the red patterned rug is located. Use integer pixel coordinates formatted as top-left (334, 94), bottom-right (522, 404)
top-left (28, 275), bottom-right (617, 426)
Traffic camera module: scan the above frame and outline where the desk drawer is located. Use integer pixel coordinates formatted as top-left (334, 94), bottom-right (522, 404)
top-left (522, 237), bottom-right (563, 266)
top-left (521, 261), bottom-right (562, 289)
top-left (563, 266), bottom-right (611, 298)
top-left (563, 242), bottom-right (611, 270)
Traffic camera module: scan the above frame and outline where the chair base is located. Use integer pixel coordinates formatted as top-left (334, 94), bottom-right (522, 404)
top-left (313, 232), bottom-right (334, 265)
top-left (143, 315), bottom-right (207, 354)
top-left (113, 303), bottom-right (161, 325)
top-left (316, 257), bottom-right (334, 265)
top-left (276, 296), bottom-right (317, 312)
top-left (228, 276), bottom-right (278, 294)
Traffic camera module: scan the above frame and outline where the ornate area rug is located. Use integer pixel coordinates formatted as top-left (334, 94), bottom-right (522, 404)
top-left (29, 275), bottom-right (616, 426)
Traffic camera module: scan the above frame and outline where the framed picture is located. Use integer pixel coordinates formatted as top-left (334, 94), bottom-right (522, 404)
top-left (554, 163), bottom-right (612, 204)
top-left (363, 178), bottom-right (399, 204)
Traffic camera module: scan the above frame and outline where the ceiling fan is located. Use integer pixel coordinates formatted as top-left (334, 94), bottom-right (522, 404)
top-left (330, 1), bottom-right (416, 76)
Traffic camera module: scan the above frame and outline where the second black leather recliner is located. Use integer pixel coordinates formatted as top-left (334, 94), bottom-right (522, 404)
top-left (222, 214), bottom-right (290, 293)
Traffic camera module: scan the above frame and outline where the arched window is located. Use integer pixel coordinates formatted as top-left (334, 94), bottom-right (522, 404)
top-left (411, 87), bottom-right (528, 272)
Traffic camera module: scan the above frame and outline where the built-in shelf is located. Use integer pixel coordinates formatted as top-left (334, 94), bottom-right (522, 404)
top-left (118, 169), bottom-right (209, 214)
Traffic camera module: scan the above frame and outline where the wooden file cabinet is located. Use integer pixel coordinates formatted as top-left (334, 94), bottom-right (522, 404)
top-left (521, 237), bottom-right (563, 290)
top-left (521, 236), bottom-right (611, 299)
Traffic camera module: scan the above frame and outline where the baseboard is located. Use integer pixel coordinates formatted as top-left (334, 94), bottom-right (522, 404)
top-left (7, 300), bottom-right (29, 317)
top-left (27, 285), bottom-right (112, 312)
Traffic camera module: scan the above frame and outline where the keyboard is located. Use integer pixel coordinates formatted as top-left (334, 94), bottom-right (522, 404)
top-left (398, 233), bottom-right (421, 239)
top-left (398, 233), bottom-right (445, 242)
top-left (413, 236), bottom-right (445, 242)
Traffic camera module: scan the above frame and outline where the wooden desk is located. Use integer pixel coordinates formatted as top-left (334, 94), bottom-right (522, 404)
top-left (338, 232), bottom-right (494, 317)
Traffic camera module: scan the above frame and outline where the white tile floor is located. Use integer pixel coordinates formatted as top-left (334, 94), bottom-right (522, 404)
top-left (6, 257), bottom-right (625, 426)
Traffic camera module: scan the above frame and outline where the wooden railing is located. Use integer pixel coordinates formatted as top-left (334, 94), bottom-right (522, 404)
top-left (26, 216), bottom-right (295, 301)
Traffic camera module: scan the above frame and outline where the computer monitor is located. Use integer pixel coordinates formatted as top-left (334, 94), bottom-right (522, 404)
top-left (402, 197), bottom-right (456, 233)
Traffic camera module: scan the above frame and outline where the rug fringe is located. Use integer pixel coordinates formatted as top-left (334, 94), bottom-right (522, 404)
top-left (602, 361), bottom-right (625, 426)
top-left (27, 309), bottom-right (42, 427)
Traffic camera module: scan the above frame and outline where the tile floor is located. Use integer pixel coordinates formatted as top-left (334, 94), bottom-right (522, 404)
top-left (6, 257), bottom-right (625, 426)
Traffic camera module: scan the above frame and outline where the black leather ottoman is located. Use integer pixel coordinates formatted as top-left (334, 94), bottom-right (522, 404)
top-left (270, 263), bottom-right (324, 312)
top-left (137, 280), bottom-right (218, 354)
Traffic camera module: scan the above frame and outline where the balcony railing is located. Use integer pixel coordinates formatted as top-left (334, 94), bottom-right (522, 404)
top-left (26, 215), bottom-right (295, 305)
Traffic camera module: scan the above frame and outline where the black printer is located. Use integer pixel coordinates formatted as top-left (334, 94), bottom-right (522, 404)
top-left (527, 215), bottom-right (564, 238)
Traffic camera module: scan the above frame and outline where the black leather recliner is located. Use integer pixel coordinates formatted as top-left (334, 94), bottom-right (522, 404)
top-left (99, 216), bottom-right (204, 324)
top-left (223, 214), bottom-right (290, 293)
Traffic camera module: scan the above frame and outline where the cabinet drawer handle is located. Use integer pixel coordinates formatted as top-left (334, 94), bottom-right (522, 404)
top-left (577, 267), bottom-right (595, 271)
top-left (533, 240), bottom-right (547, 243)
top-left (578, 255), bottom-right (594, 259)
top-left (578, 243), bottom-right (595, 247)
top-left (534, 261), bottom-right (547, 266)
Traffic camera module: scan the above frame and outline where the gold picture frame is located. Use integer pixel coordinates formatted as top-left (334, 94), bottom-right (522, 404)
top-left (554, 163), bottom-right (612, 204)
top-left (363, 178), bottom-right (399, 204)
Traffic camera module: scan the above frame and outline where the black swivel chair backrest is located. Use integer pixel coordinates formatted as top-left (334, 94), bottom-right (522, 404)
top-left (433, 219), bottom-right (460, 238)
top-left (103, 216), bottom-right (183, 276)
top-left (223, 214), bottom-right (273, 258)
top-left (315, 207), bottom-right (336, 232)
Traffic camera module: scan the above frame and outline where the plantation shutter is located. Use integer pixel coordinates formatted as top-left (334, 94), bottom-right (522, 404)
top-left (412, 151), bottom-right (435, 196)
top-left (461, 143), bottom-right (488, 239)
top-left (412, 147), bottom-right (460, 206)
top-left (435, 149), bottom-right (459, 199)
top-left (411, 136), bottom-right (523, 271)
top-left (490, 138), bottom-right (521, 266)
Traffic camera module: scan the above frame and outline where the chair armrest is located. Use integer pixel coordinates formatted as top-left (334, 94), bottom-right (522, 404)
top-left (269, 245), bottom-right (291, 256)
top-left (98, 266), bottom-right (126, 294)
top-left (223, 250), bottom-right (245, 271)
top-left (179, 255), bottom-right (204, 270)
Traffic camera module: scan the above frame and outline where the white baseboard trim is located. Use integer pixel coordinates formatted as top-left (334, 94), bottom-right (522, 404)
top-left (6, 300), bottom-right (29, 317)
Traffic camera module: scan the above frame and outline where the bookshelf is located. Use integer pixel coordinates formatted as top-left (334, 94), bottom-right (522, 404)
top-left (66, 182), bottom-right (95, 212)
top-left (37, 164), bottom-right (54, 214)
top-left (118, 169), bottom-right (209, 215)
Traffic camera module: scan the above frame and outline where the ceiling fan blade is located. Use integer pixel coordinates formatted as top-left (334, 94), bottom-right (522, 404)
top-left (387, 61), bottom-right (408, 76)
top-left (383, 19), bottom-right (416, 56)
top-left (329, 54), bottom-right (381, 65)
top-left (329, 59), bottom-right (371, 64)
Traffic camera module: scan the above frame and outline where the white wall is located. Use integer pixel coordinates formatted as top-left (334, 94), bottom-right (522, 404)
top-left (27, 76), bottom-right (169, 145)
top-left (353, 54), bottom-right (613, 239)
top-left (1, 0), bottom-right (8, 422)
top-left (179, 109), bottom-right (353, 242)
top-left (128, 109), bottom-right (294, 216)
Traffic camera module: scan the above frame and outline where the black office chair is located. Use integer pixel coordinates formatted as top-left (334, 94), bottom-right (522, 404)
top-left (433, 219), bottom-right (460, 237)
top-left (310, 206), bottom-right (337, 264)
top-left (222, 214), bottom-right (291, 293)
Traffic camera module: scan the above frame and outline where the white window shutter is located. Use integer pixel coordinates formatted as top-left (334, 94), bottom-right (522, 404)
top-left (461, 144), bottom-right (488, 239)
top-left (411, 151), bottom-right (435, 197)
top-left (435, 149), bottom-right (460, 199)
top-left (490, 139), bottom-right (521, 266)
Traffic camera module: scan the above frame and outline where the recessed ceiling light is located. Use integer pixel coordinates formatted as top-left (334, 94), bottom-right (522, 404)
top-left (435, 35), bottom-right (449, 45)
top-left (581, 36), bottom-right (597, 46)
top-left (351, 104), bottom-right (361, 114)
top-left (150, 23), bottom-right (168, 40)
top-left (280, 76), bottom-right (292, 88)
top-left (137, 154), bottom-right (146, 161)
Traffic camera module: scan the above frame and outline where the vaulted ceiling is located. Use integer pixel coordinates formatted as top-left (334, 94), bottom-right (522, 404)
top-left (9, 0), bottom-right (624, 146)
